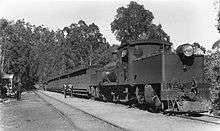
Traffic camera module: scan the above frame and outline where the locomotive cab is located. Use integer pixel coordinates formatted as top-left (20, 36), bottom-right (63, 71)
top-left (117, 40), bottom-right (210, 112)
top-left (119, 40), bottom-right (172, 62)
top-left (117, 40), bottom-right (172, 84)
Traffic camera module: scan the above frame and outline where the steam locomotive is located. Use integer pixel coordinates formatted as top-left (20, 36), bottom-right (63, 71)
top-left (45, 40), bottom-right (210, 112)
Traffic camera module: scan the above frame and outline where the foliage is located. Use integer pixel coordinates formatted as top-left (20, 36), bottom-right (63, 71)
top-left (63, 20), bottom-right (111, 68)
top-left (205, 52), bottom-right (220, 110)
top-left (0, 19), bottom-right (35, 87)
top-left (0, 71), bottom-right (3, 85)
top-left (111, 1), bottom-right (170, 44)
top-left (192, 42), bottom-right (206, 54)
top-left (214, 0), bottom-right (220, 50)
top-left (207, 0), bottom-right (220, 111)
top-left (212, 39), bottom-right (220, 50)
top-left (0, 18), bottom-right (111, 89)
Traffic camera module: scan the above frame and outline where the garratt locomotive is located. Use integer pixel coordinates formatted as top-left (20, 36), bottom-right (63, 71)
top-left (46, 40), bottom-right (210, 112)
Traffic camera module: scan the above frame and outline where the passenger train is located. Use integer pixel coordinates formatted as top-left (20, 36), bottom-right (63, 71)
top-left (45, 40), bottom-right (211, 112)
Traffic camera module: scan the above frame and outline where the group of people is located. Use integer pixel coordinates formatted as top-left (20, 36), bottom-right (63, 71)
top-left (0, 82), bottom-right (22, 100)
top-left (63, 84), bottom-right (74, 98)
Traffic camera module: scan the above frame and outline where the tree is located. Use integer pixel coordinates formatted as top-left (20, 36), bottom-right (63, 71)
top-left (0, 19), bottom-right (36, 88)
top-left (204, 1), bottom-right (220, 112)
top-left (30, 25), bottom-right (59, 82)
top-left (111, 1), bottom-right (170, 45)
top-left (63, 20), bottom-right (111, 68)
top-left (214, 0), bottom-right (220, 50)
top-left (0, 71), bottom-right (3, 84)
top-left (0, 18), bottom-right (112, 88)
top-left (212, 39), bottom-right (220, 51)
top-left (192, 42), bottom-right (206, 54)
top-left (205, 52), bottom-right (220, 111)
top-left (0, 19), bottom-right (58, 88)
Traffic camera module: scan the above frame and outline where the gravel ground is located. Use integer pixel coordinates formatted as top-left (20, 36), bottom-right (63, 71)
top-left (37, 91), bottom-right (125, 131)
top-left (39, 90), bottom-right (220, 131)
top-left (0, 91), bottom-right (73, 131)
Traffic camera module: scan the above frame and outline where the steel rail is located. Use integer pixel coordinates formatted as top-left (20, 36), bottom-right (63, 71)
top-left (177, 115), bottom-right (220, 125)
top-left (36, 90), bottom-right (128, 131)
top-left (44, 89), bottom-right (220, 126)
top-left (33, 91), bottom-right (83, 131)
top-left (165, 112), bottom-right (220, 125)
top-left (202, 113), bottom-right (220, 119)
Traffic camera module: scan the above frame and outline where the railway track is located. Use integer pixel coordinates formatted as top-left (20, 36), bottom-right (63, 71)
top-left (35, 91), bottom-right (128, 131)
top-left (164, 111), bottom-right (220, 126)
top-left (34, 91), bottom-right (82, 131)
top-left (46, 89), bottom-right (220, 126)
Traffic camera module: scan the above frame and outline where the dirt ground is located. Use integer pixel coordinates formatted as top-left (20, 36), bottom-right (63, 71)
top-left (40, 90), bottom-right (220, 131)
top-left (0, 91), bottom-right (73, 131)
top-left (1, 90), bottom-right (220, 131)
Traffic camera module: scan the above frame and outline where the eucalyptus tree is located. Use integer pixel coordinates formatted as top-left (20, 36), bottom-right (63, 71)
top-left (0, 19), bottom-right (58, 88)
top-left (63, 20), bottom-right (111, 68)
top-left (204, 2), bottom-right (220, 112)
top-left (111, 1), bottom-right (170, 45)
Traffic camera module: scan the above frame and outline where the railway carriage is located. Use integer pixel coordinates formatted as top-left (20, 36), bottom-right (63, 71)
top-left (45, 40), bottom-right (211, 112)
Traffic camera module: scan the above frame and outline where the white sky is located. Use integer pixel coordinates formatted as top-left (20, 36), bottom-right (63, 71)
top-left (0, 0), bottom-right (219, 49)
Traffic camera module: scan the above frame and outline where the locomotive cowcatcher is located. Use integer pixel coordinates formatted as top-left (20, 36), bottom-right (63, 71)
top-left (46, 40), bottom-right (211, 112)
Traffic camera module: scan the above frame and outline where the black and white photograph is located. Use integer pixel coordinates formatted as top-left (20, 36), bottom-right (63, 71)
top-left (0, 0), bottom-right (220, 130)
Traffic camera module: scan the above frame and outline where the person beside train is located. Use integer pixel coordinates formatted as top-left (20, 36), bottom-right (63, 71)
top-left (16, 82), bottom-right (22, 100)
top-left (63, 84), bottom-right (67, 98)
top-left (69, 84), bottom-right (73, 98)
top-left (191, 77), bottom-right (198, 95)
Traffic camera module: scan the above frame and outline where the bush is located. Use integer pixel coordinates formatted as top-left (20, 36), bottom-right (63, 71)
top-left (205, 51), bottom-right (220, 111)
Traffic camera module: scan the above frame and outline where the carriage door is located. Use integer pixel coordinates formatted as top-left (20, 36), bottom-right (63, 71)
top-left (121, 49), bottom-right (129, 82)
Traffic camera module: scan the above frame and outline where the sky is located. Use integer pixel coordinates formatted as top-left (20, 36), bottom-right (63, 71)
top-left (0, 0), bottom-right (219, 49)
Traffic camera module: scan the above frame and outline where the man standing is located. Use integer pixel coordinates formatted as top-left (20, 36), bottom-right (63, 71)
top-left (63, 84), bottom-right (67, 98)
top-left (69, 84), bottom-right (73, 98)
top-left (191, 78), bottom-right (198, 95)
top-left (15, 82), bottom-right (22, 100)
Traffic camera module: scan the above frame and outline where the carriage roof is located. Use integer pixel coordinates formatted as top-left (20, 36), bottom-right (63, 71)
top-left (118, 40), bottom-right (172, 50)
top-left (46, 66), bottom-right (88, 82)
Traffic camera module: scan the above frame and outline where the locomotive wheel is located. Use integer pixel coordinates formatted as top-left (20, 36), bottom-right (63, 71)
top-left (170, 100), bottom-right (179, 111)
top-left (144, 84), bottom-right (161, 111)
top-left (161, 101), bottom-right (168, 112)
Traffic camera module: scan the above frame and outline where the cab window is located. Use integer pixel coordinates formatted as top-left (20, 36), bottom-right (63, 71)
top-left (132, 44), bottom-right (170, 59)
top-left (133, 45), bottom-right (143, 59)
top-left (121, 49), bottom-right (128, 63)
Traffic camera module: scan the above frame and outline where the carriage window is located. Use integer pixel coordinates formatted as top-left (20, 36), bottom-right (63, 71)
top-left (122, 50), bottom-right (127, 57)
